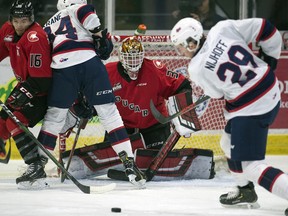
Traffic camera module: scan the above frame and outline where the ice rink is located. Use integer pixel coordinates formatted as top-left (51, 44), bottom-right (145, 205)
top-left (0, 156), bottom-right (287, 216)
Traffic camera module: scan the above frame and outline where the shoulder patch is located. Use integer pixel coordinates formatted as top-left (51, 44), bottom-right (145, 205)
top-left (27, 31), bottom-right (39, 42)
top-left (152, 60), bottom-right (164, 69)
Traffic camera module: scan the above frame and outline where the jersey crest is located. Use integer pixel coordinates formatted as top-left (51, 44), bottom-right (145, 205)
top-left (152, 60), bottom-right (164, 69)
top-left (27, 31), bottom-right (39, 42)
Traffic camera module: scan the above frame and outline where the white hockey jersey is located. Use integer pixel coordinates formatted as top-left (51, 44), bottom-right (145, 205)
top-left (43, 4), bottom-right (101, 69)
top-left (188, 18), bottom-right (281, 120)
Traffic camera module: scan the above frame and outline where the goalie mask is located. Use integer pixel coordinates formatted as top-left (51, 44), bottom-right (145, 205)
top-left (10, 0), bottom-right (34, 22)
top-left (57, 0), bottom-right (87, 11)
top-left (119, 37), bottom-right (144, 80)
top-left (170, 17), bottom-right (203, 54)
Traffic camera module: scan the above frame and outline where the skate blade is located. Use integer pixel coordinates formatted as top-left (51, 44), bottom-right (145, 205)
top-left (17, 178), bottom-right (49, 190)
top-left (128, 175), bottom-right (146, 189)
top-left (221, 201), bottom-right (260, 209)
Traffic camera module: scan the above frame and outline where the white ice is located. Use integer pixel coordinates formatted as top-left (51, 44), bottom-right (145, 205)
top-left (0, 156), bottom-right (287, 216)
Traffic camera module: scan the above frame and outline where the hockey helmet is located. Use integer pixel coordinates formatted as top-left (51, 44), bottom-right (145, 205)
top-left (119, 37), bottom-right (144, 80)
top-left (10, 0), bottom-right (34, 22)
top-left (170, 17), bottom-right (203, 53)
top-left (57, 0), bottom-right (87, 11)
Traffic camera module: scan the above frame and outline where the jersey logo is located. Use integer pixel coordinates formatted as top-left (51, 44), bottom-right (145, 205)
top-left (153, 60), bottom-right (164, 69)
top-left (4, 34), bottom-right (13, 42)
top-left (136, 83), bottom-right (147, 87)
top-left (112, 83), bottom-right (122, 92)
top-left (27, 31), bottom-right (39, 42)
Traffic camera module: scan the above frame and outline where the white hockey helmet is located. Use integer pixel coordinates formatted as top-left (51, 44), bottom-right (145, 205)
top-left (119, 37), bottom-right (145, 80)
top-left (170, 17), bottom-right (203, 52)
top-left (57, 0), bottom-right (87, 11)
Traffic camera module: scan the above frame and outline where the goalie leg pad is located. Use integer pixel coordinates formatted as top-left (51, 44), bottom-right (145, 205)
top-left (135, 148), bottom-right (215, 180)
top-left (61, 133), bottom-right (145, 178)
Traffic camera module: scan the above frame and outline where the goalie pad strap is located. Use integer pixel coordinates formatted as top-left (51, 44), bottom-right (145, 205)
top-left (61, 133), bottom-right (145, 171)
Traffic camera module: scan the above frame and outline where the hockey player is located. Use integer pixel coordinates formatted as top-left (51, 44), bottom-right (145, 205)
top-left (0, 0), bottom-right (52, 187)
top-left (170, 17), bottom-right (287, 211)
top-left (106, 37), bottom-right (193, 149)
top-left (38, 0), bottom-right (146, 188)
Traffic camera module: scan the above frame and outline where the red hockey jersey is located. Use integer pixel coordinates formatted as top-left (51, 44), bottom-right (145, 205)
top-left (0, 21), bottom-right (52, 89)
top-left (106, 58), bottom-right (191, 129)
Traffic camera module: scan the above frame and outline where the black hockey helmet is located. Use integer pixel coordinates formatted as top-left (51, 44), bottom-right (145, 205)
top-left (10, 0), bottom-right (34, 22)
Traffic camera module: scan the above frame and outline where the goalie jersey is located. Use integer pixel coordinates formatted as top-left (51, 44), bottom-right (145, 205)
top-left (106, 59), bottom-right (191, 129)
top-left (188, 18), bottom-right (281, 120)
top-left (43, 4), bottom-right (100, 69)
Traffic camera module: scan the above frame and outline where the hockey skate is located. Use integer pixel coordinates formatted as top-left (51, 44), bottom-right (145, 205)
top-left (219, 182), bottom-right (260, 209)
top-left (16, 160), bottom-right (48, 190)
top-left (118, 150), bottom-right (146, 188)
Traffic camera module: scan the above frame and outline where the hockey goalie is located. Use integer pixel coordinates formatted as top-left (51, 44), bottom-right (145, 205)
top-left (60, 91), bottom-right (215, 181)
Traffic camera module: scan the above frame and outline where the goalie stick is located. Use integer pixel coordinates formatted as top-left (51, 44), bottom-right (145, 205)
top-left (150, 95), bottom-right (210, 124)
top-left (145, 128), bottom-right (180, 180)
top-left (0, 100), bottom-right (116, 194)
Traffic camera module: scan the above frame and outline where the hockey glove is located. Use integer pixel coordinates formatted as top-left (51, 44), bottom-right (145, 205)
top-left (71, 95), bottom-right (95, 119)
top-left (93, 28), bottom-right (114, 60)
top-left (7, 82), bottom-right (36, 109)
top-left (258, 47), bottom-right (278, 71)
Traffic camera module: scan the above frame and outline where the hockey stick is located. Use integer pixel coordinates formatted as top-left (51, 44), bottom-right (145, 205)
top-left (145, 128), bottom-right (180, 181)
top-left (150, 95), bottom-right (210, 124)
top-left (0, 139), bottom-right (11, 164)
top-left (108, 128), bottom-right (180, 181)
top-left (61, 118), bottom-right (87, 183)
top-left (0, 100), bottom-right (116, 194)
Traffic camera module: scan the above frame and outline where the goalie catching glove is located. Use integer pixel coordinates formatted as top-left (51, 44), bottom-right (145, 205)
top-left (167, 91), bottom-right (201, 137)
top-left (93, 28), bottom-right (113, 60)
top-left (7, 81), bottom-right (37, 110)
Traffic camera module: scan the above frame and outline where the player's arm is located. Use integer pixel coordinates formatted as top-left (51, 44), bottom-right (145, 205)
top-left (229, 18), bottom-right (281, 70)
top-left (0, 24), bottom-right (10, 62)
top-left (77, 4), bottom-right (113, 60)
top-left (156, 62), bottom-right (192, 99)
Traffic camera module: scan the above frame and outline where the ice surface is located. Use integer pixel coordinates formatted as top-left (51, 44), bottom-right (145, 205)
top-left (0, 156), bottom-right (287, 216)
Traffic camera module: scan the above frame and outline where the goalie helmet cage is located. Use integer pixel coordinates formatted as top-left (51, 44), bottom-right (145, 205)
top-left (61, 35), bottom-right (226, 159)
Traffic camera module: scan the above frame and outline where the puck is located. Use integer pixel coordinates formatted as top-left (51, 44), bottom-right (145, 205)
top-left (111, 207), bottom-right (121, 213)
top-left (285, 208), bottom-right (288, 216)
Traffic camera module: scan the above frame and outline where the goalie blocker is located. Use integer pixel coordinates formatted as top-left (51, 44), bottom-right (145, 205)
top-left (61, 132), bottom-right (215, 180)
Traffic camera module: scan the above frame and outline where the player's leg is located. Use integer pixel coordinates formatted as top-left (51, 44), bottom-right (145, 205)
top-left (38, 67), bottom-right (79, 153)
top-left (138, 122), bottom-right (171, 149)
top-left (4, 96), bottom-right (48, 186)
top-left (220, 103), bottom-right (288, 207)
top-left (0, 117), bottom-right (10, 158)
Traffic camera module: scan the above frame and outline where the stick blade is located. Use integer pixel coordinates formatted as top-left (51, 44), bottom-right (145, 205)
top-left (150, 100), bottom-right (170, 124)
top-left (90, 183), bottom-right (116, 194)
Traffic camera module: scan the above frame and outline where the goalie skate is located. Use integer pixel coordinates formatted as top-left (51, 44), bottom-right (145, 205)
top-left (219, 182), bottom-right (260, 209)
top-left (118, 151), bottom-right (146, 189)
